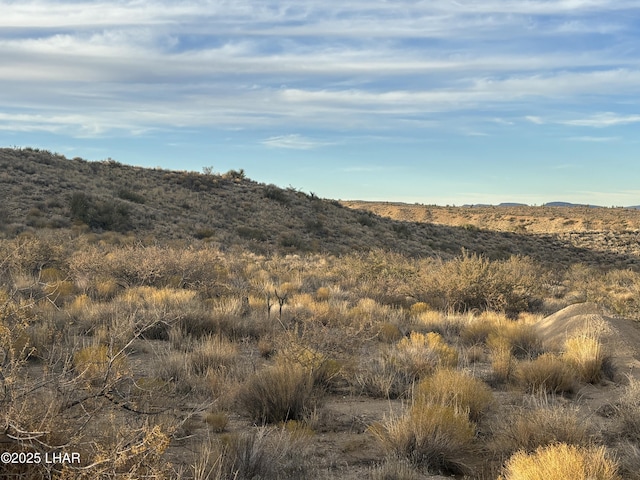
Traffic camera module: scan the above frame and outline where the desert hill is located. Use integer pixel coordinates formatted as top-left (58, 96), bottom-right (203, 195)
top-left (2, 147), bottom-right (640, 269)
top-left (342, 200), bottom-right (640, 265)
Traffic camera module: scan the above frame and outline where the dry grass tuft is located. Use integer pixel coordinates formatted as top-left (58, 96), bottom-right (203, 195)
top-left (192, 427), bottom-right (310, 480)
top-left (369, 458), bottom-right (423, 480)
top-left (369, 403), bottom-right (476, 475)
top-left (396, 331), bottom-right (458, 369)
top-left (414, 368), bottom-right (494, 422)
top-left (237, 364), bottom-right (315, 424)
top-left (563, 332), bottom-right (608, 383)
top-left (515, 354), bottom-right (576, 394)
top-left (500, 443), bottom-right (621, 480)
top-left (490, 405), bottom-right (594, 457)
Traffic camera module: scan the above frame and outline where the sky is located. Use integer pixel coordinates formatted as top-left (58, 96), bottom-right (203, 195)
top-left (2, 0), bottom-right (640, 206)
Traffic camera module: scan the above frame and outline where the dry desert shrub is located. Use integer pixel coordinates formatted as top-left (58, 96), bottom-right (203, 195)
top-left (192, 427), bottom-right (310, 480)
top-left (357, 332), bottom-right (460, 399)
top-left (615, 441), bottom-right (640, 480)
top-left (396, 331), bottom-right (459, 369)
top-left (421, 252), bottom-right (541, 317)
top-left (563, 331), bottom-right (608, 383)
top-left (499, 443), bottom-right (621, 480)
top-left (490, 404), bottom-right (594, 457)
top-left (236, 363), bottom-right (315, 424)
top-left (369, 403), bottom-right (476, 475)
top-left (369, 458), bottom-right (424, 480)
top-left (613, 376), bottom-right (640, 442)
top-left (414, 368), bottom-right (494, 422)
top-left (190, 334), bottom-right (239, 375)
top-left (515, 354), bottom-right (576, 394)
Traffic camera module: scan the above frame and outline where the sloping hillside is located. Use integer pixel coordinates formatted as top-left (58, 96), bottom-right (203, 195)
top-left (342, 200), bottom-right (640, 264)
top-left (1, 147), bottom-right (639, 267)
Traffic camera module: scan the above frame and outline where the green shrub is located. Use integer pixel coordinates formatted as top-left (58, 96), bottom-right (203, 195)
top-left (117, 188), bottom-right (145, 204)
top-left (69, 192), bottom-right (131, 232)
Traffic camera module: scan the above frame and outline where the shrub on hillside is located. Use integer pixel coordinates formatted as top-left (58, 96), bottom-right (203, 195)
top-left (69, 192), bottom-right (131, 232)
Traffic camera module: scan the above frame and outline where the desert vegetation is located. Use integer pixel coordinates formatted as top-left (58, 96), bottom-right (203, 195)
top-left (1, 147), bottom-right (640, 479)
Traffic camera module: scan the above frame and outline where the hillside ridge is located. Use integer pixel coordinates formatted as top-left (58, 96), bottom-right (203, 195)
top-left (2, 147), bottom-right (640, 267)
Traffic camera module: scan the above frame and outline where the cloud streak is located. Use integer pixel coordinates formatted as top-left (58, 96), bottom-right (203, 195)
top-left (262, 134), bottom-right (331, 149)
top-left (1, 0), bottom-right (640, 138)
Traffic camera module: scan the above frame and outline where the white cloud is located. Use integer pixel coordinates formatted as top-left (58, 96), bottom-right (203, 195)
top-left (1, 0), bottom-right (640, 137)
top-left (262, 134), bottom-right (331, 149)
top-left (525, 116), bottom-right (545, 124)
top-left (567, 135), bottom-right (620, 141)
top-left (563, 112), bottom-right (640, 127)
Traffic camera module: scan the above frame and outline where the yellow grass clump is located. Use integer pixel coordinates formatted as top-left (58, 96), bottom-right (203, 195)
top-left (515, 354), bottom-right (576, 394)
top-left (396, 331), bottom-right (458, 369)
top-left (73, 344), bottom-right (128, 385)
top-left (414, 368), bottom-right (494, 422)
top-left (563, 332), bottom-right (607, 383)
top-left (500, 443), bottom-right (621, 480)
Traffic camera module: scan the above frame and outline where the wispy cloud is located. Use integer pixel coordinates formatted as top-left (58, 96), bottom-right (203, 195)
top-left (262, 134), bottom-right (331, 149)
top-left (2, 0), bottom-right (640, 139)
top-left (525, 116), bottom-right (545, 124)
top-left (567, 135), bottom-right (620, 141)
top-left (563, 112), bottom-right (640, 127)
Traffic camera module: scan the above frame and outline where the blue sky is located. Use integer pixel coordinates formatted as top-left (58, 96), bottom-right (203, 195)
top-left (2, 1), bottom-right (640, 205)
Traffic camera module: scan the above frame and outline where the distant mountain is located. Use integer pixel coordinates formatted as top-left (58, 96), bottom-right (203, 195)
top-left (461, 202), bottom-right (529, 207)
top-left (543, 201), bottom-right (602, 208)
